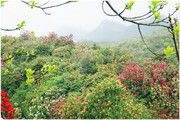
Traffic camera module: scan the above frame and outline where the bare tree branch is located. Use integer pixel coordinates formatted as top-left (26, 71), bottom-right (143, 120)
top-left (137, 25), bottom-right (163, 57)
top-left (1, 28), bottom-right (19, 31)
top-left (104, 1), bottom-right (170, 28)
top-left (21, 0), bottom-right (77, 15)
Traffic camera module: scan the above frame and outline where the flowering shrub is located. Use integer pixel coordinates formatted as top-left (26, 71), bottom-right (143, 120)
top-left (118, 59), bottom-right (179, 119)
top-left (26, 86), bottom-right (66, 119)
top-left (56, 78), bottom-right (155, 119)
top-left (1, 90), bottom-right (16, 119)
top-left (19, 30), bottom-right (31, 41)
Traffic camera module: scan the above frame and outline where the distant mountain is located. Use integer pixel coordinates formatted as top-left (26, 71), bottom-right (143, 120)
top-left (56, 18), bottom-right (168, 42)
top-left (84, 19), bottom-right (163, 42)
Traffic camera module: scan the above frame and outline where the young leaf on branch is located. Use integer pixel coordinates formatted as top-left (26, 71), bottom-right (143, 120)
top-left (173, 24), bottom-right (179, 35)
top-left (125, 1), bottom-right (134, 10)
top-left (164, 46), bottom-right (175, 58)
top-left (29, 0), bottom-right (38, 9)
top-left (17, 20), bottom-right (26, 30)
top-left (1, 0), bottom-right (6, 7)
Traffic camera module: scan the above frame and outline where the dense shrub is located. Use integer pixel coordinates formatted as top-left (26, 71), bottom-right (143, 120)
top-left (57, 78), bottom-right (155, 119)
top-left (26, 86), bottom-right (66, 119)
top-left (79, 53), bottom-right (97, 74)
top-left (49, 71), bottom-right (85, 95)
top-left (98, 48), bottom-right (113, 64)
top-left (52, 45), bottom-right (71, 58)
top-left (35, 43), bottom-right (53, 56)
top-left (118, 59), bottom-right (179, 119)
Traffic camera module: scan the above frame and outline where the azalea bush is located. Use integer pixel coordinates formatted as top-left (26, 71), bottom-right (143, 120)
top-left (54, 78), bottom-right (155, 119)
top-left (118, 59), bottom-right (179, 119)
top-left (1, 90), bottom-right (16, 119)
top-left (25, 86), bottom-right (66, 119)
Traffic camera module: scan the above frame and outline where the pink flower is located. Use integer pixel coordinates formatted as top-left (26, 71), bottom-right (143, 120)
top-left (126, 85), bottom-right (129, 89)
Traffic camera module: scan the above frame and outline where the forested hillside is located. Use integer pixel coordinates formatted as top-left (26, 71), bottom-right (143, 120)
top-left (1, 31), bottom-right (179, 119)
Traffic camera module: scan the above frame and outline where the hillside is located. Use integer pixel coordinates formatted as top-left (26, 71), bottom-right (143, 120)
top-left (117, 28), bottom-right (174, 59)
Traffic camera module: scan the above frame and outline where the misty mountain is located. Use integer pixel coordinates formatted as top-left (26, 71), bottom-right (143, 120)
top-left (84, 19), bottom-right (162, 42)
top-left (56, 18), bottom-right (167, 42)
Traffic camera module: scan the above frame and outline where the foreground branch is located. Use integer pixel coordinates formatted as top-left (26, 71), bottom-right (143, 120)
top-left (21, 0), bottom-right (77, 15)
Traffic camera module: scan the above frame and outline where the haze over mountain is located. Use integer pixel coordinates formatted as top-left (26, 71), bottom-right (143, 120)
top-left (56, 19), bottom-right (165, 42)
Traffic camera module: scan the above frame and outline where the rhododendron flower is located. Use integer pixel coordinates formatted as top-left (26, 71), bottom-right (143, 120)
top-left (126, 85), bottom-right (129, 89)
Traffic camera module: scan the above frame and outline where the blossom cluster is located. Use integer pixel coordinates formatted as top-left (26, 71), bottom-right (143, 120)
top-left (1, 90), bottom-right (16, 119)
top-left (118, 59), bottom-right (179, 119)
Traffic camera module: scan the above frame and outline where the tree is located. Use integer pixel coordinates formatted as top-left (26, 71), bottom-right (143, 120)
top-left (102, 0), bottom-right (179, 62)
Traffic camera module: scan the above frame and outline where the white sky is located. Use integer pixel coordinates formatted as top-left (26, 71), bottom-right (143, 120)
top-left (0, 0), bottom-right (179, 36)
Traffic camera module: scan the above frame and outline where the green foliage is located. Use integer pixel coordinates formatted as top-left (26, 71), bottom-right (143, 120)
top-left (52, 45), bottom-right (71, 58)
top-left (175, 2), bottom-right (180, 10)
top-left (43, 65), bottom-right (56, 73)
top-left (173, 23), bottom-right (179, 35)
top-left (17, 20), bottom-right (26, 30)
top-left (60, 78), bottom-right (154, 119)
top-left (25, 69), bottom-right (35, 85)
top-left (125, 1), bottom-right (135, 10)
top-left (29, 56), bottom-right (47, 72)
top-left (1, 29), bottom-right (179, 119)
top-left (1, 0), bottom-right (6, 7)
top-left (99, 48), bottom-right (113, 64)
top-left (35, 43), bottom-right (52, 56)
top-left (29, 1), bottom-right (38, 9)
top-left (149, 1), bottom-right (168, 21)
top-left (79, 53), bottom-right (97, 74)
top-left (164, 46), bottom-right (175, 58)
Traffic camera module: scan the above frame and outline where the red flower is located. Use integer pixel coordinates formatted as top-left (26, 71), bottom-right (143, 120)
top-left (11, 114), bottom-right (15, 118)
top-left (1, 103), bottom-right (5, 106)
top-left (126, 85), bottom-right (129, 89)
top-left (5, 104), bottom-right (12, 108)
top-left (1, 93), bottom-right (7, 97)
top-left (1, 107), bottom-right (5, 111)
top-left (63, 99), bottom-right (66, 102)
top-left (84, 86), bottom-right (87, 89)
top-left (51, 108), bottom-right (54, 111)
top-left (56, 102), bottom-right (59, 104)
top-left (83, 94), bottom-right (86, 96)
top-left (155, 107), bottom-right (157, 109)
top-left (2, 98), bottom-right (11, 103)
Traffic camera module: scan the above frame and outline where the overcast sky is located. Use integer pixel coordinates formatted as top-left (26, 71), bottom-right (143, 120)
top-left (0, 0), bottom-right (179, 36)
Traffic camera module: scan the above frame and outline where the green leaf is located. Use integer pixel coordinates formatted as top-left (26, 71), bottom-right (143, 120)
top-left (25, 69), bottom-right (34, 79)
top-left (176, 3), bottom-right (180, 10)
top-left (154, 11), bottom-right (160, 21)
top-left (26, 78), bottom-right (35, 85)
top-left (173, 24), bottom-right (179, 35)
top-left (17, 20), bottom-right (26, 29)
top-left (15, 49), bottom-right (19, 54)
top-left (151, 1), bottom-right (159, 6)
top-left (125, 1), bottom-right (135, 10)
top-left (31, 50), bottom-right (35, 55)
top-left (164, 46), bottom-right (175, 58)
top-left (7, 59), bottom-right (13, 66)
top-left (19, 47), bottom-right (25, 53)
top-left (1, 1), bottom-right (6, 7)
top-left (26, 51), bottom-right (29, 57)
top-left (4, 69), bottom-right (9, 75)
top-left (29, 1), bottom-right (38, 9)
